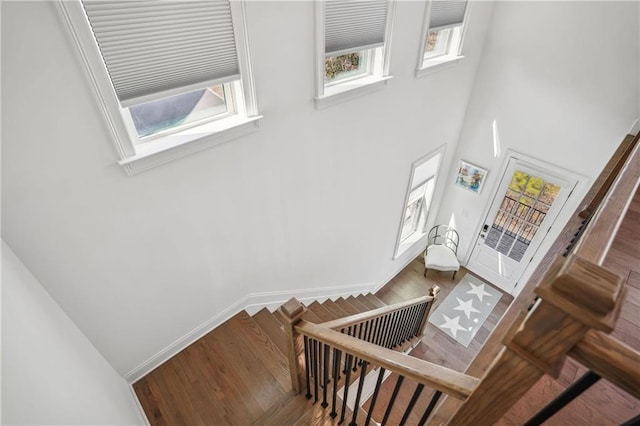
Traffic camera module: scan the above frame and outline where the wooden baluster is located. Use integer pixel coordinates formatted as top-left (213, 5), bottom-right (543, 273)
top-left (278, 297), bottom-right (307, 393)
top-left (446, 255), bottom-right (624, 424)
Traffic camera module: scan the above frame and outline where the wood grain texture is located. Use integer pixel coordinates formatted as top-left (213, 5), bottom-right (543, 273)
top-left (574, 137), bottom-right (640, 265)
top-left (296, 320), bottom-right (479, 400)
top-left (570, 330), bottom-right (640, 398)
top-left (580, 132), bottom-right (639, 218)
top-left (318, 295), bottom-right (432, 330)
top-left (434, 134), bottom-right (640, 423)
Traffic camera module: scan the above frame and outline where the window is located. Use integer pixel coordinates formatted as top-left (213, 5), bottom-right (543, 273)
top-left (394, 148), bottom-right (444, 259)
top-left (315, 0), bottom-right (394, 106)
top-left (417, 0), bottom-right (468, 74)
top-left (58, 0), bottom-right (261, 174)
top-left (400, 179), bottom-right (435, 242)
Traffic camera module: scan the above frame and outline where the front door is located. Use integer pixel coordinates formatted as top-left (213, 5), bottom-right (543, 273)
top-left (466, 158), bottom-right (576, 293)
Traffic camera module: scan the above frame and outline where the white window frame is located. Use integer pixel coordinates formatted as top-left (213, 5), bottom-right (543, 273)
top-left (393, 146), bottom-right (445, 259)
top-left (314, 1), bottom-right (395, 109)
top-left (416, 1), bottom-right (471, 78)
top-left (57, 1), bottom-right (262, 175)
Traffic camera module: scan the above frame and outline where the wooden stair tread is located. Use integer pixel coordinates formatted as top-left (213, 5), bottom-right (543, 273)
top-left (356, 294), bottom-right (380, 310)
top-left (346, 295), bottom-right (370, 313)
top-left (225, 311), bottom-right (291, 392)
top-left (335, 297), bottom-right (360, 315)
top-left (215, 313), bottom-right (289, 408)
top-left (134, 312), bottom-right (288, 424)
top-left (294, 400), bottom-right (366, 426)
top-left (322, 299), bottom-right (349, 319)
top-left (302, 309), bottom-right (324, 324)
top-left (253, 307), bottom-right (289, 358)
top-left (364, 293), bottom-right (387, 308)
top-left (253, 389), bottom-right (362, 426)
top-left (307, 301), bottom-right (334, 323)
top-left (375, 285), bottom-right (407, 305)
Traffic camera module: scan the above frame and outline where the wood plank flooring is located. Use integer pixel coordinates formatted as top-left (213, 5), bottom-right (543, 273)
top-left (364, 265), bottom-right (512, 425)
top-left (133, 256), bottom-right (512, 425)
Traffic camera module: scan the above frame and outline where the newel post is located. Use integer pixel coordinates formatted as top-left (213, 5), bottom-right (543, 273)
top-left (446, 254), bottom-right (624, 425)
top-left (277, 297), bottom-right (307, 393)
top-left (418, 285), bottom-right (440, 336)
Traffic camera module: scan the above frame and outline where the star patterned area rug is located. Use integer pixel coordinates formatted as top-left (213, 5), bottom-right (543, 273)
top-left (428, 273), bottom-right (503, 347)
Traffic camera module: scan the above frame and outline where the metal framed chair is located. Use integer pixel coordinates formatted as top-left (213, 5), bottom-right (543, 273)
top-left (423, 225), bottom-right (460, 280)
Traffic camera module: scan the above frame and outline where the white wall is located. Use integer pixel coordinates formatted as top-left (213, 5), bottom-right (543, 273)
top-left (1, 241), bottom-right (143, 425)
top-left (436, 1), bottom-right (639, 293)
top-left (1, 1), bottom-right (494, 376)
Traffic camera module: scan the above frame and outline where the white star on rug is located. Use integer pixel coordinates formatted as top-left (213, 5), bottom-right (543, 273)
top-left (453, 297), bottom-right (480, 319)
top-left (466, 282), bottom-right (493, 302)
top-left (439, 314), bottom-right (466, 339)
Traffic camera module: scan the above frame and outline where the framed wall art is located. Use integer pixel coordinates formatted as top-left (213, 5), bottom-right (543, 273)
top-left (455, 160), bottom-right (487, 194)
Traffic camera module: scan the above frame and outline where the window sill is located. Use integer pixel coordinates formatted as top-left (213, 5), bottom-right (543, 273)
top-left (394, 231), bottom-right (427, 260)
top-left (315, 75), bottom-right (392, 109)
top-left (416, 55), bottom-right (464, 78)
top-left (118, 115), bottom-right (262, 175)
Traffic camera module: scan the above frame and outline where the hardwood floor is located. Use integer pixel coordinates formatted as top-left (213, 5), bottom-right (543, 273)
top-left (365, 263), bottom-right (512, 425)
top-left (497, 187), bottom-right (640, 426)
top-left (133, 257), bottom-right (512, 425)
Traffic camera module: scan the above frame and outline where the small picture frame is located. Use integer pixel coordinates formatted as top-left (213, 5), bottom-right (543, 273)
top-left (455, 160), bottom-right (488, 194)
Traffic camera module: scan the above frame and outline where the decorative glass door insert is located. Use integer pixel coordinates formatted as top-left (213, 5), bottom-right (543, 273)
top-left (483, 171), bottom-right (561, 262)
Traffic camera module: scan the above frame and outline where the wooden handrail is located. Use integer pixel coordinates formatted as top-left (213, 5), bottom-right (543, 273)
top-left (570, 330), bottom-right (640, 399)
top-left (295, 320), bottom-right (479, 400)
top-left (317, 295), bottom-right (434, 330)
top-left (579, 132), bottom-right (640, 219)
top-left (572, 137), bottom-right (640, 265)
top-left (444, 132), bottom-right (640, 424)
top-left (433, 131), bottom-right (640, 424)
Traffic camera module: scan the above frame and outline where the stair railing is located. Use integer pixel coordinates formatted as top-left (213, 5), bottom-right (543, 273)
top-left (440, 135), bottom-right (640, 425)
top-left (279, 287), bottom-right (483, 425)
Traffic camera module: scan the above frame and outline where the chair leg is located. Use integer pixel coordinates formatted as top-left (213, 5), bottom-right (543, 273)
top-left (452, 270), bottom-right (457, 280)
top-left (424, 268), bottom-right (428, 277)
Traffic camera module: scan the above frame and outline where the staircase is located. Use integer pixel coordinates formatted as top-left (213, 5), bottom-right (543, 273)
top-left (131, 130), bottom-right (640, 426)
top-left (134, 293), bottom-right (425, 425)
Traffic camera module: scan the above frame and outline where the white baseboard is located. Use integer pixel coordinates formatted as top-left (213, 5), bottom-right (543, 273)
top-left (123, 248), bottom-right (425, 384)
top-left (129, 383), bottom-right (150, 425)
top-left (124, 281), bottom-right (375, 383)
top-left (629, 118), bottom-right (640, 136)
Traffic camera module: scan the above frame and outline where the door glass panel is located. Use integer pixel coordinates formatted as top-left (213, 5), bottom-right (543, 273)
top-left (539, 183), bottom-right (561, 205)
top-left (509, 171), bottom-right (529, 192)
top-left (524, 176), bottom-right (544, 198)
top-left (485, 170), bottom-right (561, 262)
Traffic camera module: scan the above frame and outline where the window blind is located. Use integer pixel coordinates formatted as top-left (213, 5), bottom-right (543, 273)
top-left (429, 0), bottom-right (467, 31)
top-left (324, 0), bottom-right (389, 57)
top-left (82, 0), bottom-right (240, 107)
